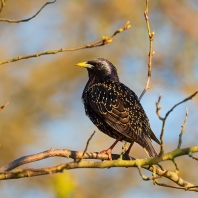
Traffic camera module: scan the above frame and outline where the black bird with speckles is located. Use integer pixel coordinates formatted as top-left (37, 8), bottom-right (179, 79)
top-left (76, 58), bottom-right (160, 158)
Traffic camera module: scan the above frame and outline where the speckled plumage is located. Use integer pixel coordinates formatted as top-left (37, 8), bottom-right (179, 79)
top-left (78, 58), bottom-right (160, 157)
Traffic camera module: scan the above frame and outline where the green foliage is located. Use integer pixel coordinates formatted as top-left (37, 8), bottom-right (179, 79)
top-left (50, 172), bottom-right (81, 198)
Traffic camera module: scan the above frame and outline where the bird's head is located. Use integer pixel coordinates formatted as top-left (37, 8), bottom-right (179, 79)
top-left (75, 58), bottom-right (119, 81)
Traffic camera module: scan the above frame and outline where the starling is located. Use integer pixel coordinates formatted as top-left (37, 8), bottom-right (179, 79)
top-left (76, 58), bottom-right (160, 159)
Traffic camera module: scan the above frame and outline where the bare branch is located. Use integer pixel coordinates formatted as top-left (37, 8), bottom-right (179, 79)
top-left (2, 146), bottom-right (198, 173)
top-left (155, 95), bottom-right (165, 155)
top-left (165, 91), bottom-right (198, 119)
top-left (147, 165), bottom-right (198, 191)
top-left (172, 158), bottom-right (179, 172)
top-left (0, 102), bottom-right (9, 112)
top-left (189, 152), bottom-right (198, 161)
top-left (186, 185), bottom-right (198, 191)
top-left (155, 94), bottom-right (164, 121)
top-left (78, 131), bottom-right (95, 162)
top-left (0, 0), bottom-right (6, 14)
top-left (157, 91), bottom-right (198, 156)
top-left (0, 21), bottom-right (130, 65)
top-left (0, 148), bottom-right (127, 172)
top-left (137, 165), bottom-right (161, 181)
top-left (154, 179), bottom-right (190, 190)
top-left (1, 146), bottom-right (198, 191)
top-left (0, 0), bottom-right (198, 192)
top-left (177, 108), bottom-right (188, 149)
top-left (0, 0), bottom-right (57, 23)
top-left (139, 0), bottom-right (155, 101)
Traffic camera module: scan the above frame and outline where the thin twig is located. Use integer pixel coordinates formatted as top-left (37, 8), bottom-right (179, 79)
top-left (159, 121), bottom-right (165, 155)
top-left (78, 131), bottom-right (95, 162)
top-left (0, 0), bottom-right (6, 13)
top-left (155, 94), bottom-right (165, 154)
top-left (139, 0), bottom-right (155, 101)
top-left (157, 91), bottom-right (198, 156)
top-left (0, 21), bottom-right (130, 65)
top-left (148, 165), bottom-right (197, 191)
top-left (137, 165), bottom-right (161, 181)
top-left (0, 0), bottom-right (57, 23)
top-left (189, 152), bottom-right (198, 161)
top-left (152, 165), bottom-right (157, 185)
top-left (165, 91), bottom-right (198, 119)
top-left (191, 155), bottom-right (198, 161)
top-left (155, 94), bottom-right (164, 121)
top-left (154, 179), bottom-right (189, 190)
top-left (172, 159), bottom-right (179, 172)
top-left (186, 185), bottom-right (198, 190)
top-left (0, 102), bottom-right (9, 111)
top-left (177, 108), bottom-right (188, 149)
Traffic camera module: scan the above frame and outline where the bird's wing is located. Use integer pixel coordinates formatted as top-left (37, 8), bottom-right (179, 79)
top-left (119, 83), bottom-right (160, 145)
top-left (88, 83), bottom-right (144, 142)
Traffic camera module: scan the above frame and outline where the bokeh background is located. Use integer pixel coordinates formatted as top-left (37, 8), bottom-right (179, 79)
top-left (0, 0), bottom-right (198, 197)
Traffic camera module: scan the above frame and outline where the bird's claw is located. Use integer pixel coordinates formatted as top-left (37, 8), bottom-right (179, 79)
top-left (100, 149), bottom-right (113, 161)
top-left (124, 152), bottom-right (132, 160)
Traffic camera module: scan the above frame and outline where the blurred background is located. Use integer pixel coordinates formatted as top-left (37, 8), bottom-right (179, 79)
top-left (0, 0), bottom-right (198, 197)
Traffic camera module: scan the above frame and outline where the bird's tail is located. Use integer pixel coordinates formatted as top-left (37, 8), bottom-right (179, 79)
top-left (143, 135), bottom-right (158, 157)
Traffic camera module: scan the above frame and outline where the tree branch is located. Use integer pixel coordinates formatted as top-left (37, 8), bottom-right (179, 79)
top-left (1, 146), bottom-right (198, 191)
top-left (77, 131), bottom-right (95, 162)
top-left (177, 108), bottom-right (188, 149)
top-left (139, 0), bottom-right (155, 101)
top-left (0, 102), bottom-right (9, 112)
top-left (0, 0), bottom-right (57, 23)
top-left (0, 21), bottom-right (130, 65)
top-left (0, 0), bottom-right (6, 14)
top-left (2, 146), bottom-right (198, 173)
top-left (156, 91), bottom-right (198, 156)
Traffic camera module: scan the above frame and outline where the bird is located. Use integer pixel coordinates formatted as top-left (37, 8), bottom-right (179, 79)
top-left (76, 58), bottom-right (160, 160)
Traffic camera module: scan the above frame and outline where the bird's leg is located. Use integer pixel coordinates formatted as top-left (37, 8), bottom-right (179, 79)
top-left (124, 141), bottom-right (134, 160)
top-left (100, 136), bottom-right (123, 160)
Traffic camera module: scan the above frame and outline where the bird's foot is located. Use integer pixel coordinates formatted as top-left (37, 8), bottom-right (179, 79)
top-left (100, 149), bottom-right (112, 161)
top-left (124, 152), bottom-right (132, 160)
top-left (123, 141), bottom-right (134, 160)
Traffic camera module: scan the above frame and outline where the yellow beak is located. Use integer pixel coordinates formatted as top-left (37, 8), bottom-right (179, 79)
top-left (75, 62), bottom-right (93, 68)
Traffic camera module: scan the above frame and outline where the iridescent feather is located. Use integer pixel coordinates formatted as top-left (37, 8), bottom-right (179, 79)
top-left (79, 58), bottom-right (159, 157)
